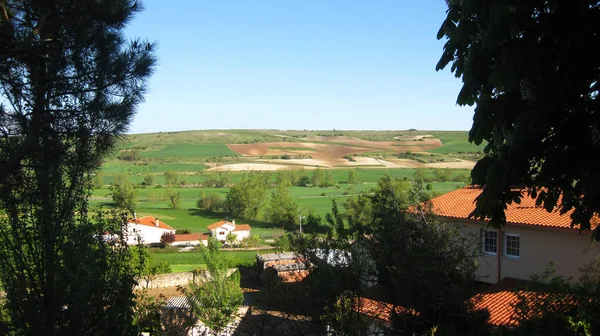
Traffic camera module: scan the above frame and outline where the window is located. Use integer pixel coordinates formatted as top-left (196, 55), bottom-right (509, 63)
top-left (218, 231), bottom-right (225, 235)
top-left (482, 230), bottom-right (498, 255)
top-left (504, 234), bottom-right (520, 258)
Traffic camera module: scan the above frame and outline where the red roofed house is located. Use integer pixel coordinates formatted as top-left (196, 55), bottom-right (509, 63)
top-left (171, 233), bottom-right (210, 247)
top-left (430, 186), bottom-right (599, 284)
top-left (206, 220), bottom-right (251, 243)
top-left (126, 215), bottom-right (175, 245)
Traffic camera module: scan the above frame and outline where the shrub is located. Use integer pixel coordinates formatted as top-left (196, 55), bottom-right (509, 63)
top-left (197, 192), bottom-right (225, 212)
top-left (160, 232), bottom-right (175, 245)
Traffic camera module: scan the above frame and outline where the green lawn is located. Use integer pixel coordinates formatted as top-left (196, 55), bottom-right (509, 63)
top-left (141, 144), bottom-right (239, 158)
top-left (151, 249), bottom-right (274, 273)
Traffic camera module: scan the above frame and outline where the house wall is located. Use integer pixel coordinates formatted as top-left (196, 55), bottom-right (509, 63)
top-left (453, 221), bottom-right (599, 284)
top-left (171, 240), bottom-right (208, 247)
top-left (126, 224), bottom-right (174, 245)
top-left (233, 230), bottom-right (250, 241)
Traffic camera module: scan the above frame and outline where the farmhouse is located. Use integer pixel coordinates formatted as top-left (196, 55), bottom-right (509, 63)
top-left (429, 186), bottom-right (600, 284)
top-left (125, 215), bottom-right (175, 245)
top-left (172, 233), bottom-right (209, 247)
top-left (206, 220), bottom-right (251, 242)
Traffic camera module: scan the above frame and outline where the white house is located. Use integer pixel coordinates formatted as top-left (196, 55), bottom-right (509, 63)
top-left (206, 220), bottom-right (251, 242)
top-left (171, 233), bottom-right (209, 247)
top-left (126, 216), bottom-right (175, 245)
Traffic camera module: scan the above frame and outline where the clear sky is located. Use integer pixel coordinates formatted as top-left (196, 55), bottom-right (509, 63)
top-left (124, 1), bottom-right (473, 134)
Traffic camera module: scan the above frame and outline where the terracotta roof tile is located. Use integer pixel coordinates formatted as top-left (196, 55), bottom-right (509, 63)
top-left (354, 297), bottom-right (418, 323)
top-left (234, 224), bottom-right (251, 231)
top-left (429, 187), bottom-right (597, 230)
top-left (127, 216), bottom-right (175, 230)
top-left (173, 233), bottom-right (209, 242)
top-left (470, 278), bottom-right (526, 327)
top-left (207, 220), bottom-right (228, 230)
top-left (278, 270), bottom-right (310, 283)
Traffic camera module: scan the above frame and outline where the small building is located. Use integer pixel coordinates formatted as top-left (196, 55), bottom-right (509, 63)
top-left (172, 233), bottom-right (210, 247)
top-left (125, 216), bottom-right (175, 245)
top-left (206, 220), bottom-right (251, 242)
top-left (256, 252), bottom-right (309, 283)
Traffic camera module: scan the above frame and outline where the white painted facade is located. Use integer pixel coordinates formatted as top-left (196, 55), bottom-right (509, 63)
top-left (208, 221), bottom-right (251, 242)
top-left (125, 222), bottom-right (175, 245)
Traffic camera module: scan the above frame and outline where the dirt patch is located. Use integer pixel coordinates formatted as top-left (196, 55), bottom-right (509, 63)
top-left (424, 160), bottom-right (476, 169)
top-left (393, 134), bottom-right (433, 141)
top-left (207, 163), bottom-right (317, 172)
top-left (136, 286), bottom-right (181, 299)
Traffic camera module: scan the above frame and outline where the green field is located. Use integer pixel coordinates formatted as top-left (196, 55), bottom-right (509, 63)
top-left (151, 249), bottom-right (268, 273)
top-left (141, 144), bottom-right (238, 158)
top-left (95, 129), bottom-right (480, 273)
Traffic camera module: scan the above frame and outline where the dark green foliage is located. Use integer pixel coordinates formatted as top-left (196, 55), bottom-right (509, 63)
top-left (437, 0), bottom-right (600, 238)
top-left (196, 191), bottom-right (225, 212)
top-left (289, 175), bottom-right (484, 334)
top-left (225, 171), bottom-right (271, 219)
top-left (118, 150), bottom-right (141, 162)
top-left (164, 171), bottom-right (179, 188)
top-left (181, 239), bottom-right (244, 334)
top-left (165, 188), bottom-right (181, 209)
top-left (508, 262), bottom-right (600, 335)
top-left (203, 171), bottom-right (230, 188)
top-left (266, 182), bottom-right (298, 231)
top-left (0, 0), bottom-right (155, 333)
top-left (303, 209), bottom-right (329, 234)
top-left (143, 174), bottom-right (154, 186)
top-left (93, 172), bottom-right (105, 189)
top-left (347, 169), bottom-right (358, 184)
top-left (433, 168), bottom-right (451, 182)
top-left (296, 175), bottom-right (311, 187)
top-left (110, 174), bottom-right (138, 213)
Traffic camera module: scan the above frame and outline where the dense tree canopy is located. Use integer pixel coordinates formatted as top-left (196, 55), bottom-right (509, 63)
top-left (437, 0), bottom-right (600, 238)
top-left (0, 0), bottom-right (156, 334)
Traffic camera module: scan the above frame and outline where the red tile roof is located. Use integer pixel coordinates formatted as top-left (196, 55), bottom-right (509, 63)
top-left (234, 224), bottom-right (251, 231)
top-left (127, 216), bottom-right (175, 230)
top-left (354, 297), bottom-right (418, 324)
top-left (207, 220), bottom-right (228, 230)
top-left (206, 221), bottom-right (251, 231)
top-left (173, 233), bottom-right (209, 242)
top-left (429, 187), bottom-right (598, 230)
top-left (470, 278), bottom-right (526, 327)
top-left (278, 270), bottom-right (310, 283)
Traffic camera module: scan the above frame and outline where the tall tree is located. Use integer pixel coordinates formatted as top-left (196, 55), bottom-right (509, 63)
top-left (437, 0), bottom-right (600, 239)
top-left (225, 171), bottom-right (270, 219)
top-left (266, 181), bottom-right (298, 231)
top-left (164, 171), bottom-right (179, 188)
top-left (110, 174), bottom-right (138, 213)
top-left (0, 0), bottom-right (156, 334)
top-left (181, 238), bottom-right (244, 335)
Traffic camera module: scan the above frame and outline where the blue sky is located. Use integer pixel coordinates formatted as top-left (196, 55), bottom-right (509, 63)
top-left (125, 1), bottom-right (473, 134)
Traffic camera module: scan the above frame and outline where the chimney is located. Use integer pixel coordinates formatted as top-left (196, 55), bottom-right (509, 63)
top-left (155, 218), bottom-right (160, 227)
top-left (232, 219), bottom-right (235, 225)
top-left (133, 212), bottom-right (137, 219)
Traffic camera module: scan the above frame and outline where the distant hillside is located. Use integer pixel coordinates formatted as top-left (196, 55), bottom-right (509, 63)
top-left (104, 129), bottom-right (484, 175)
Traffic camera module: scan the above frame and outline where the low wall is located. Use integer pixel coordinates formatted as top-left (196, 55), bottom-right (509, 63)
top-left (136, 268), bottom-right (238, 289)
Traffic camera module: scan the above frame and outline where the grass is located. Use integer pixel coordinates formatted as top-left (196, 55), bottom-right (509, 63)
top-left (141, 144), bottom-right (238, 158)
top-left (151, 249), bottom-right (274, 273)
top-left (427, 131), bottom-right (486, 154)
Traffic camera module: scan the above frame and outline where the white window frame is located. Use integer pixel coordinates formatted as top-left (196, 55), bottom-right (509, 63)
top-left (504, 233), bottom-right (520, 259)
top-left (481, 229), bottom-right (498, 256)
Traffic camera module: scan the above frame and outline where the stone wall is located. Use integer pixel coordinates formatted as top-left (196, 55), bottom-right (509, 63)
top-left (136, 268), bottom-right (238, 289)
